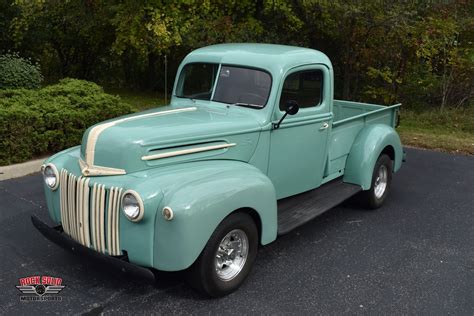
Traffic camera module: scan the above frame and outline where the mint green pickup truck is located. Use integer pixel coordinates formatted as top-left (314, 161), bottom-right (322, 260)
top-left (34, 44), bottom-right (404, 297)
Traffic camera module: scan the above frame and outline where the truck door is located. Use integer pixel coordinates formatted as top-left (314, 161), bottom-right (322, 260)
top-left (268, 65), bottom-right (332, 199)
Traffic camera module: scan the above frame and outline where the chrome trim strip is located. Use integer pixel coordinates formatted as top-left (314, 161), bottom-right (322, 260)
top-left (82, 178), bottom-right (91, 247)
top-left (99, 184), bottom-right (106, 253)
top-left (77, 177), bottom-right (84, 244)
top-left (79, 159), bottom-right (126, 177)
top-left (107, 187), bottom-right (115, 254)
top-left (66, 174), bottom-right (70, 235)
top-left (92, 184), bottom-right (100, 251)
top-left (83, 178), bottom-right (89, 244)
top-left (69, 175), bottom-right (74, 238)
top-left (64, 172), bottom-right (69, 234)
top-left (91, 183), bottom-right (98, 251)
top-left (72, 175), bottom-right (77, 240)
top-left (68, 174), bottom-right (75, 239)
top-left (113, 188), bottom-right (122, 255)
top-left (70, 176), bottom-right (75, 241)
top-left (71, 175), bottom-right (77, 239)
top-left (95, 184), bottom-right (102, 252)
top-left (142, 143), bottom-right (236, 161)
top-left (111, 188), bottom-right (117, 255)
top-left (112, 189), bottom-right (117, 255)
top-left (97, 185), bottom-right (104, 252)
top-left (141, 127), bottom-right (261, 147)
top-left (59, 170), bottom-right (67, 234)
top-left (58, 170), bottom-right (123, 255)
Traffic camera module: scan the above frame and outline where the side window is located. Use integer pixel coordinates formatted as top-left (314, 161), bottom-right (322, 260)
top-left (279, 70), bottom-right (323, 111)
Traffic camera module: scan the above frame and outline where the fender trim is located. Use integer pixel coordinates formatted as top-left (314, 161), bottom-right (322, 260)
top-left (343, 124), bottom-right (403, 190)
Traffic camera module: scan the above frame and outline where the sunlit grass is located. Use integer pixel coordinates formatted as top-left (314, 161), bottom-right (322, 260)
top-left (398, 107), bottom-right (474, 155)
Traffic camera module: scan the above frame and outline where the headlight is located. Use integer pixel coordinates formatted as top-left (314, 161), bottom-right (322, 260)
top-left (122, 190), bottom-right (144, 222)
top-left (42, 163), bottom-right (59, 190)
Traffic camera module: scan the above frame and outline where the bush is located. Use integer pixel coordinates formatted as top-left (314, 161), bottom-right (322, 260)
top-left (0, 52), bottom-right (43, 89)
top-left (0, 79), bottom-right (134, 165)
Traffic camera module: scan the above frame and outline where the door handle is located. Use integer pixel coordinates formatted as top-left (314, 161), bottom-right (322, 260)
top-left (319, 122), bottom-right (329, 130)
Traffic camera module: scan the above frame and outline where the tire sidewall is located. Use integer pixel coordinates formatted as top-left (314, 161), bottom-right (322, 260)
top-left (369, 154), bottom-right (393, 208)
top-left (191, 212), bottom-right (258, 297)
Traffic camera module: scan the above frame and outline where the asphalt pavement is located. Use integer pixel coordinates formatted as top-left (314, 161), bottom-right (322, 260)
top-left (0, 148), bottom-right (473, 315)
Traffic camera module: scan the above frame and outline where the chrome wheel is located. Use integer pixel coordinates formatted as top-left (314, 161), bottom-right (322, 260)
top-left (374, 164), bottom-right (388, 199)
top-left (215, 229), bottom-right (249, 281)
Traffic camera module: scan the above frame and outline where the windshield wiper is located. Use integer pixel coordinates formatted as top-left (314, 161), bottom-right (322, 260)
top-left (232, 102), bottom-right (263, 109)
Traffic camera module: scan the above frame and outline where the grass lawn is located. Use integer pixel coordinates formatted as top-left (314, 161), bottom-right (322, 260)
top-left (106, 88), bottom-right (167, 111)
top-left (114, 89), bottom-right (473, 155)
top-left (399, 108), bottom-right (474, 155)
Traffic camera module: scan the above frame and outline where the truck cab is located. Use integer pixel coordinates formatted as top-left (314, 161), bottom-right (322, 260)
top-left (35, 44), bottom-right (404, 297)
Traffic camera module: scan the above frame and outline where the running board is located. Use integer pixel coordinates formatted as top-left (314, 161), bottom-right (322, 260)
top-left (277, 179), bottom-right (361, 235)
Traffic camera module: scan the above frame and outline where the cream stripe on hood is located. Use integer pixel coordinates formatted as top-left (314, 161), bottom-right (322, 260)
top-left (84, 107), bottom-right (197, 166)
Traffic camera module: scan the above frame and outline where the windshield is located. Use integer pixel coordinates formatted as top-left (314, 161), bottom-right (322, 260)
top-left (176, 63), bottom-right (219, 100)
top-left (176, 63), bottom-right (272, 108)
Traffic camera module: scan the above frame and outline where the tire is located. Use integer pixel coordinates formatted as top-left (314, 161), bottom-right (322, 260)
top-left (360, 154), bottom-right (393, 209)
top-left (187, 212), bottom-right (258, 297)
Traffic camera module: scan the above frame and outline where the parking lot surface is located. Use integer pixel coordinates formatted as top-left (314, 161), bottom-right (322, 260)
top-left (0, 148), bottom-right (473, 314)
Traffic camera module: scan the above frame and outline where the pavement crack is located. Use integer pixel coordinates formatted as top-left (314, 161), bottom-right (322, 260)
top-left (345, 220), bottom-right (363, 224)
top-left (0, 186), bottom-right (44, 209)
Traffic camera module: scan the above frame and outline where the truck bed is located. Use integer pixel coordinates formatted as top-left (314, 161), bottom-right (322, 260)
top-left (333, 99), bottom-right (400, 124)
top-left (322, 100), bottom-right (400, 182)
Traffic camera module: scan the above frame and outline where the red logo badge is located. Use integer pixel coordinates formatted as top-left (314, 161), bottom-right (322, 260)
top-left (16, 275), bottom-right (64, 301)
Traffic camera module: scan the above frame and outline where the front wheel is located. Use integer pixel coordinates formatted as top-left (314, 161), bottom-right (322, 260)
top-left (187, 212), bottom-right (258, 297)
top-left (360, 154), bottom-right (393, 209)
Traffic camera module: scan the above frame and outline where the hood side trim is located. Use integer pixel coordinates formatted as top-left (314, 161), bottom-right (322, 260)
top-left (84, 107), bottom-right (197, 166)
top-left (142, 143), bottom-right (236, 161)
top-left (79, 159), bottom-right (126, 177)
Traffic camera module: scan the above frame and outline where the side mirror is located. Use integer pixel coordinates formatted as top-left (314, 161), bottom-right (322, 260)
top-left (274, 100), bottom-right (299, 129)
top-left (285, 100), bottom-right (299, 115)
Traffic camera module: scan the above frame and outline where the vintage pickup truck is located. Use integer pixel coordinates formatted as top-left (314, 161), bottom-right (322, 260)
top-left (33, 44), bottom-right (404, 297)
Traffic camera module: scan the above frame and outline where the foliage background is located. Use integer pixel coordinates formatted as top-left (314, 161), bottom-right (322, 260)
top-left (0, 52), bottom-right (43, 89)
top-left (1, 0), bottom-right (472, 110)
top-left (0, 0), bottom-right (473, 163)
top-left (0, 79), bottom-right (133, 165)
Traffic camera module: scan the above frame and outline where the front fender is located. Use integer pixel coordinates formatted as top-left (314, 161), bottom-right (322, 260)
top-left (343, 124), bottom-right (403, 190)
top-left (152, 160), bottom-right (277, 271)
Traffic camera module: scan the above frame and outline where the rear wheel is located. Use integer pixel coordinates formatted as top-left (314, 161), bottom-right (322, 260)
top-left (360, 154), bottom-right (393, 209)
top-left (187, 212), bottom-right (258, 297)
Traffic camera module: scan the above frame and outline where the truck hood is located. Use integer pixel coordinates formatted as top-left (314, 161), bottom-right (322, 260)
top-left (79, 105), bottom-right (262, 176)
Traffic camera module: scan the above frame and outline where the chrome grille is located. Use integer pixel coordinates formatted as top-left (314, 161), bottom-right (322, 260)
top-left (59, 169), bottom-right (122, 256)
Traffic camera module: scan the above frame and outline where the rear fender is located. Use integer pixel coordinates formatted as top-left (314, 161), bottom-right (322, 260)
top-left (153, 160), bottom-right (277, 271)
top-left (343, 124), bottom-right (403, 190)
